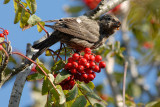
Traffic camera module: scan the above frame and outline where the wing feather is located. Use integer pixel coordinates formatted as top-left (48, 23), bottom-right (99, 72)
top-left (52, 16), bottom-right (100, 43)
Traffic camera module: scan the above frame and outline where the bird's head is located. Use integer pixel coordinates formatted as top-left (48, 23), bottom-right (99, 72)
top-left (99, 14), bottom-right (121, 36)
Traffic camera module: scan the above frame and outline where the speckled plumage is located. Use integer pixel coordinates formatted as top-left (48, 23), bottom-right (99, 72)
top-left (32, 14), bottom-right (120, 55)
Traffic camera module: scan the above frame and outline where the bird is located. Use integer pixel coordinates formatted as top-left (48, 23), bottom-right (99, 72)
top-left (32, 14), bottom-right (121, 58)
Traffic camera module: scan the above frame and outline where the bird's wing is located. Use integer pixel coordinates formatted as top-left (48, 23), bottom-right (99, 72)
top-left (52, 16), bottom-right (100, 43)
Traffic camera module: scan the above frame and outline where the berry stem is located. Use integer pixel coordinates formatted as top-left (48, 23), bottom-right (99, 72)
top-left (0, 45), bottom-right (9, 58)
top-left (62, 43), bottom-right (66, 61)
top-left (48, 50), bottom-right (56, 63)
top-left (47, 49), bottom-right (65, 63)
top-left (11, 52), bottom-right (59, 93)
top-left (0, 45), bottom-right (9, 73)
top-left (123, 61), bottom-right (128, 107)
top-left (0, 27), bottom-right (4, 31)
top-left (56, 43), bottom-right (63, 61)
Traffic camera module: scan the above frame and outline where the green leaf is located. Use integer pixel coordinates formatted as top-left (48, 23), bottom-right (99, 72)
top-left (26, 73), bottom-right (44, 81)
top-left (51, 60), bottom-right (66, 72)
top-left (55, 70), bottom-right (71, 84)
top-left (57, 85), bottom-right (66, 105)
top-left (28, 14), bottom-right (41, 25)
top-left (13, 0), bottom-right (19, 12)
top-left (48, 74), bottom-right (54, 82)
top-left (3, 0), bottom-right (10, 4)
top-left (65, 6), bottom-right (83, 14)
top-left (93, 103), bottom-right (105, 107)
top-left (146, 100), bottom-right (160, 107)
top-left (37, 22), bottom-right (45, 32)
top-left (45, 50), bottom-right (52, 56)
top-left (66, 85), bottom-right (78, 102)
top-left (26, 0), bottom-right (37, 14)
top-left (42, 76), bottom-right (49, 95)
top-left (86, 81), bottom-right (95, 90)
top-left (14, 4), bottom-right (23, 24)
top-left (87, 96), bottom-right (106, 107)
top-left (36, 59), bottom-right (50, 75)
top-left (20, 9), bottom-right (30, 28)
top-left (0, 37), bottom-right (5, 43)
top-left (71, 95), bottom-right (87, 107)
top-left (79, 83), bottom-right (102, 101)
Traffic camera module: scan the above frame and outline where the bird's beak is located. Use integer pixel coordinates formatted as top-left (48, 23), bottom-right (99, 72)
top-left (116, 22), bottom-right (121, 30)
top-left (114, 21), bottom-right (121, 30)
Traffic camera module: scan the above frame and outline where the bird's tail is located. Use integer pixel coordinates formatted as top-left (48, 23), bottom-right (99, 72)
top-left (32, 31), bottom-right (62, 60)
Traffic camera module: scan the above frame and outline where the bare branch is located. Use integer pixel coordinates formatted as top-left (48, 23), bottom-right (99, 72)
top-left (85, 0), bottom-right (127, 19)
top-left (123, 61), bottom-right (128, 107)
top-left (105, 38), bottom-right (123, 107)
top-left (8, 64), bottom-right (33, 107)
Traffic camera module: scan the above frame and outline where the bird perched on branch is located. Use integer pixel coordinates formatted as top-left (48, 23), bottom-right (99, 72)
top-left (32, 14), bottom-right (120, 58)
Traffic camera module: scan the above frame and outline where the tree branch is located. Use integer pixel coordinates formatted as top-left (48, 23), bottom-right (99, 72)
top-left (8, 64), bottom-right (33, 107)
top-left (85, 0), bottom-right (127, 19)
top-left (105, 38), bottom-right (123, 107)
top-left (123, 61), bottom-right (128, 107)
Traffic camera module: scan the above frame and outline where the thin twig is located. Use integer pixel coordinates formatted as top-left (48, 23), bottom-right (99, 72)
top-left (56, 43), bottom-right (63, 61)
top-left (123, 61), bottom-right (128, 107)
top-left (47, 49), bottom-right (64, 62)
top-left (0, 45), bottom-right (9, 73)
top-left (12, 52), bottom-right (58, 93)
top-left (62, 43), bottom-right (66, 61)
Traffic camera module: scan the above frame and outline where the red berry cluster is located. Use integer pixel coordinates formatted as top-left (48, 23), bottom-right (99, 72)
top-left (61, 48), bottom-right (106, 90)
top-left (55, 74), bottom-right (76, 90)
top-left (0, 29), bottom-right (9, 38)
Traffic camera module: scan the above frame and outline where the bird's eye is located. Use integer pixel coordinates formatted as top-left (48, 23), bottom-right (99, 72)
top-left (107, 17), bottom-right (111, 20)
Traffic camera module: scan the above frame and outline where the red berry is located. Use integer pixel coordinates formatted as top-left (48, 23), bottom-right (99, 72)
top-left (68, 57), bottom-right (74, 63)
top-left (84, 80), bottom-right (90, 83)
top-left (71, 69), bottom-right (77, 74)
top-left (84, 54), bottom-right (90, 60)
top-left (81, 73), bottom-right (88, 80)
top-left (0, 33), bottom-right (4, 38)
top-left (92, 65), bottom-right (100, 72)
top-left (90, 62), bottom-right (96, 68)
top-left (69, 80), bottom-right (75, 86)
top-left (95, 55), bottom-right (102, 63)
top-left (66, 76), bottom-right (70, 81)
top-left (3, 30), bottom-right (9, 35)
top-left (72, 53), bottom-right (80, 61)
top-left (54, 74), bottom-right (57, 78)
top-left (77, 65), bottom-right (84, 71)
top-left (99, 61), bottom-right (106, 68)
top-left (85, 69), bottom-right (92, 74)
top-left (62, 84), bottom-right (68, 90)
top-left (84, 48), bottom-right (91, 54)
top-left (79, 70), bottom-right (85, 73)
top-left (96, 69), bottom-right (101, 73)
top-left (90, 55), bottom-right (95, 61)
top-left (65, 63), bottom-right (72, 70)
top-left (92, 72), bottom-right (96, 78)
top-left (72, 62), bottom-right (78, 69)
top-left (31, 64), bottom-right (37, 72)
top-left (88, 74), bottom-right (95, 81)
top-left (84, 62), bottom-right (90, 68)
top-left (79, 58), bottom-right (87, 65)
top-left (70, 75), bottom-right (74, 80)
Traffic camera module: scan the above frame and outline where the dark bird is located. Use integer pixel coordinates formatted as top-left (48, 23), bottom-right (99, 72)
top-left (32, 14), bottom-right (121, 59)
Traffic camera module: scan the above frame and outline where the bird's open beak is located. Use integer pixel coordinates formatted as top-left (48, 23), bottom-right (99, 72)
top-left (116, 22), bottom-right (121, 30)
top-left (114, 21), bottom-right (121, 30)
